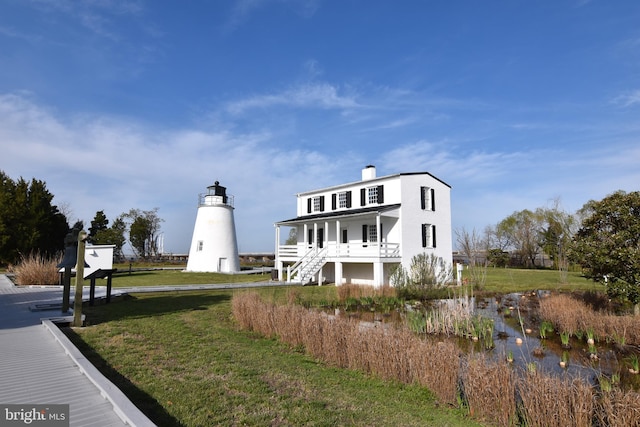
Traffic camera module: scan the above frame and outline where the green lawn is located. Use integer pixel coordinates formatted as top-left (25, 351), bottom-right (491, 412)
top-left (480, 267), bottom-right (598, 293)
top-left (109, 268), bottom-right (270, 287)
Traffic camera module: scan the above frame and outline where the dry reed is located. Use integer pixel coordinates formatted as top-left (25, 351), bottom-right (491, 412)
top-left (462, 353), bottom-right (516, 426)
top-left (517, 370), bottom-right (594, 427)
top-left (13, 251), bottom-right (61, 285)
top-left (596, 388), bottom-right (640, 427)
top-left (231, 291), bottom-right (459, 405)
top-left (539, 294), bottom-right (640, 345)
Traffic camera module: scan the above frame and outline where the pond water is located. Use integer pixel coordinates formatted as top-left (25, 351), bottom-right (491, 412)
top-left (328, 292), bottom-right (640, 389)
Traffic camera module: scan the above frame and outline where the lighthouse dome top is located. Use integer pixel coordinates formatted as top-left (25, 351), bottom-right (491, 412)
top-left (199, 180), bottom-right (234, 207)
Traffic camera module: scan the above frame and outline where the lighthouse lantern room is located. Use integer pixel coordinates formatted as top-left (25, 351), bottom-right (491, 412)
top-left (186, 181), bottom-right (240, 273)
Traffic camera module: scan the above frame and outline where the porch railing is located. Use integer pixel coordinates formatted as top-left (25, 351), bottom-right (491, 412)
top-left (277, 242), bottom-right (400, 260)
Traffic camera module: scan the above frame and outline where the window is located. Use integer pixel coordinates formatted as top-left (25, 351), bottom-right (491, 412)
top-left (362, 224), bottom-right (377, 246)
top-left (421, 224), bottom-right (437, 248)
top-left (308, 196), bottom-right (325, 213)
top-left (368, 224), bottom-right (377, 243)
top-left (341, 229), bottom-right (348, 244)
top-left (361, 185), bottom-right (384, 205)
top-left (368, 186), bottom-right (378, 204)
top-left (197, 241), bottom-right (204, 251)
top-left (421, 186), bottom-right (435, 211)
top-left (339, 191), bottom-right (349, 208)
top-left (333, 191), bottom-right (351, 210)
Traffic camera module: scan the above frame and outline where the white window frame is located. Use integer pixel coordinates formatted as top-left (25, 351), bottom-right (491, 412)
top-left (338, 192), bottom-right (348, 208)
top-left (313, 196), bottom-right (322, 212)
top-left (367, 186), bottom-right (378, 204)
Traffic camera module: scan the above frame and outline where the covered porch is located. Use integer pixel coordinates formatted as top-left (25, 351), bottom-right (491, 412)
top-left (274, 205), bottom-right (402, 286)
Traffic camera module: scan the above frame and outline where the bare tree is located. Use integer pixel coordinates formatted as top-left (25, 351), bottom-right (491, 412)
top-left (455, 227), bottom-right (488, 288)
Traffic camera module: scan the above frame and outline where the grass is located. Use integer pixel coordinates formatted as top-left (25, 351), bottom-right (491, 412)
top-left (109, 268), bottom-right (270, 287)
top-left (64, 288), bottom-right (477, 426)
top-left (479, 268), bottom-right (596, 293)
top-left (105, 264), bottom-right (598, 291)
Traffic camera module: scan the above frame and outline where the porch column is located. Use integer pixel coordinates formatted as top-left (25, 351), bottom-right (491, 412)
top-left (336, 220), bottom-right (341, 257)
top-left (373, 261), bottom-right (384, 287)
top-left (376, 214), bottom-right (381, 257)
top-left (324, 221), bottom-right (329, 250)
top-left (313, 223), bottom-right (318, 252)
top-left (304, 223), bottom-right (309, 248)
top-left (275, 225), bottom-right (282, 281)
top-left (335, 261), bottom-right (343, 286)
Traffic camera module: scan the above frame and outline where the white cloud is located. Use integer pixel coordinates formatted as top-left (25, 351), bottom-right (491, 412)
top-left (612, 90), bottom-right (640, 108)
top-left (225, 83), bottom-right (360, 114)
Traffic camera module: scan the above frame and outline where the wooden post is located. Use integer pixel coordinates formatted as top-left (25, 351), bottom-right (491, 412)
top-left (61, 267), bottom-right (71, 313)
top-left (73, 231), bottom-right (87, 327)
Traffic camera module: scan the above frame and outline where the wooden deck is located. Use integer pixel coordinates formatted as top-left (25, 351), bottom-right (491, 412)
top-left (0, 275), bottom-right (155, 426)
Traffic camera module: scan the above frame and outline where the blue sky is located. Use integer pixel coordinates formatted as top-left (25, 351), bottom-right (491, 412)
top-left (1, 0), bottom-right (639, 254)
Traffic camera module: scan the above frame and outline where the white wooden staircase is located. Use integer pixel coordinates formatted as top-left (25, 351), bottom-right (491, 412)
top-left (289, 247), bottom-right (327, 284)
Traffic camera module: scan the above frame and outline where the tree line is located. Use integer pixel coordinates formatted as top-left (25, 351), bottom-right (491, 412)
top-left (457, 191), bottom-right (640, 313)
top-left (0, 170), bottom-right (163, 266)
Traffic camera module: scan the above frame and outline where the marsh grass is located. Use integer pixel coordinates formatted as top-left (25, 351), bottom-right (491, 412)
top-left (596, 388), bottom-right (640, 427)
top-left (539, 294), bottom-right (640, 345)
top-left (234, 289), bottom-right (640, 426)
top-left (232, 291), bottom-right (461, 405)
top-left (517, 370), bottom-right (594, 427)
top-left (462, 354), bottom-right (516, 426)
top-left (13, 251), bottom-right (61, 285)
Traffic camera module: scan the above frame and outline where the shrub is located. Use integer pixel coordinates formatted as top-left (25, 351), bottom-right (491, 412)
top-left (13, 251), bottom-right (61, 285)
top-left (393, 253), bottom-right (453, 300)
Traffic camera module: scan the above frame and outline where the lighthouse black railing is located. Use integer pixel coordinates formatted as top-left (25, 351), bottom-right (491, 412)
top-left (198, 193), bottom-right (234, 208)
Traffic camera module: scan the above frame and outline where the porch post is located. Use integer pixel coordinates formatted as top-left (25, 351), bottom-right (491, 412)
top-left (313, 223), bottom-right (318, 253)
top-left (324, 221), bottom-right (329, 250)
top-left (336, 219), bottom-right (341, 257)
top-left (335, 261), bottom-right (343, 286)
top-left (373, 261), bottom-right (383, 288)
top-left (376, 214), bottom-right (381, 257)
top-left (275, 225), bottom-right (282, 281)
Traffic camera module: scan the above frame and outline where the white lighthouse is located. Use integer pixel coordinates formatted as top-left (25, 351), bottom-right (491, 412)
top-left (186, 181), bottom-right (240, 273)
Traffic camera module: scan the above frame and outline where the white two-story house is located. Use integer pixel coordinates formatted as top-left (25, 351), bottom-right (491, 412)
top-left (274, 165), bottom-right (452, 287)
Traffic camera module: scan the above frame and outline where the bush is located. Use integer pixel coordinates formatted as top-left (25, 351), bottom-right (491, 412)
top-left (14, 251), bottom-right (61, 285)
top-left (391, 253), bottom-right (453, 300)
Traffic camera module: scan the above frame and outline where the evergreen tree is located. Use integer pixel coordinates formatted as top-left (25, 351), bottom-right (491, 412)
top-left (88, 210), bottom-right (109, 243)
top-left (0, 171), bottom-right (69, 265)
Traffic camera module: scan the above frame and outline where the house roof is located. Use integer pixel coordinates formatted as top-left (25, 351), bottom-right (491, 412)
top-left (275, 203), bottom-right (401, 225)
top-left (296, 171), bottom-right (451, 196)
